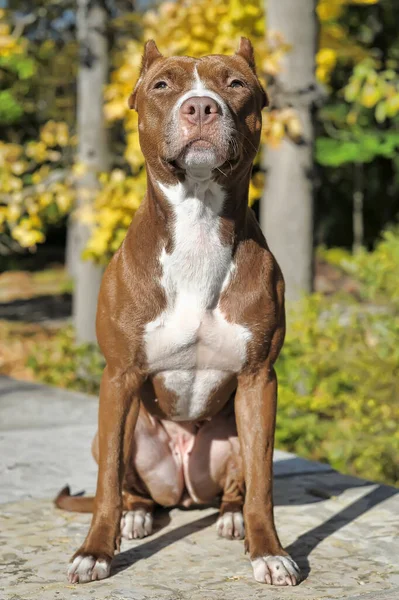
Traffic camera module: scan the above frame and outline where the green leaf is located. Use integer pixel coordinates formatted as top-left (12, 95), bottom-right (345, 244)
top-left (16, 57), bottom-right (36, 80)
top-left (0, 90), bottom-right (23, 125)
top-left (316, 131), bottom-right (399, 166)
top-left (375, 101), bottom-right (387, 123)
top-left (344, 79), bottom-right (361, 103)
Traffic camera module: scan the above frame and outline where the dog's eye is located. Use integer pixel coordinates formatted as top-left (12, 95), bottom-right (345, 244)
top-left (229, 79), bottom-right (245, 88)
top-left (154, 81), bottom-right (168, 89)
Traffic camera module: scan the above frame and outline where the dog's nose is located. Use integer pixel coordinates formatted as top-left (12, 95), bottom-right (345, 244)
top-left (180, 96), bottom-right (221, 126)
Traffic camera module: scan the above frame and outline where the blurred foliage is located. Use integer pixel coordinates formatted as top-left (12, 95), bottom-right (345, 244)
top-left (0, 266), bottom-right (72, 302)
top-left (317, 58), bottom-right (399, 167)
top-left (0, 9), bottom-right (36, 126)
top-left (315, 0), bottom-right (399, 247)
top-left (278, 227), bottom-right (399, 485)
top-left (3, 0), bottom-right (393, 261)
top-left (27, 326), bottom-right (105, 395)
top-left (318, 226), bottom-right (399, 308)
top-left (0, 121), bottom-right (75, 249)
top-left (316, 130), bottom-right (399, 166)
top-left (0, 320), bottom-right (60, 381)
top-left (0, 4), bottom-right (77, 253)
top-left (316, 0), bottom-right (377, 83)
top-left (277, 292), bottom-right (399, 486)
top-left (344, 61), bottom-right (399, 121)
top-left (0, 0), bottom-right (300, 260)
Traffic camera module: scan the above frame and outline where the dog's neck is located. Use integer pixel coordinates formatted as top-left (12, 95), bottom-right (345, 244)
top-left (145, 163), bottom-right (252, 243)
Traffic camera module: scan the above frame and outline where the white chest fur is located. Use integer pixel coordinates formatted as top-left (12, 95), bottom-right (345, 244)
top-left (144, 176), bottom-right (250, 420)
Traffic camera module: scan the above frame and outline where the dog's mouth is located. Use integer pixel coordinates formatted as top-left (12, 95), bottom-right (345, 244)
top-left (185, 139), bottom-right (214, 149)
top-left (164, 134), bottom-right (240, 173)
top-left (178, 137), bottom-right (217, 156)
top-left (162, 107), bottom-right (242, 174)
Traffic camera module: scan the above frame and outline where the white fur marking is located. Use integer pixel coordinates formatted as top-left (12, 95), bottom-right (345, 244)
top-left (67, 555), bottom-right (111, 584)
top-left (251, 555), bottom-right (301, 586)
top-left (216, 511), bottom-right (245, 539)
top-left (173, 66), bottom-right (228, 116)
top-left (121, 509), bottom-right (153, 540)
top-left (145, 177), bottom-right (251, 420)
top-left (169, 64), bottom-right (234, 171)
top-left (194, 66), bottom-right (205, 91)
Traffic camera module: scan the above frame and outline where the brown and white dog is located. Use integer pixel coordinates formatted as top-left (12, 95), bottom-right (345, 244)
top-left (56, 38), bottom-right (301, 586)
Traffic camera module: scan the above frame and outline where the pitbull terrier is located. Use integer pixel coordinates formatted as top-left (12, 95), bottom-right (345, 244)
top-left (56, 37), bottom-right (301, 586)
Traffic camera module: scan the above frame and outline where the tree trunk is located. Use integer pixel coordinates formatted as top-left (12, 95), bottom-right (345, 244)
top-left (260, 0), bottom-right (317, 300)
top-left (73, 0), bottom-right (109, 343)
top-left (65, 216), bottom-right (77, 279)
top-left (352, 163), bottom-right (364, 254)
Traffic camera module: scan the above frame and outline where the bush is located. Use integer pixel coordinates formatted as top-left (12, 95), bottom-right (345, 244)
top-left (276, 228), bottom-right (399, 485)
top-left (319, 226), bottom-right (399, 309)
top-left (277, 293), bottom-right (399, 485)
top-left (27, 326), bottom-right (104, 395)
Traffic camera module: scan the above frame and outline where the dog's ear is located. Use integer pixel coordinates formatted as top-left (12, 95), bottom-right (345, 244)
top-left (235, 37), bottom-right (269, 109)
top-left (235, 37), bottom-right (256, 71)
top-left (128, 40), bottom-right (163, 110)
top-left (259, 82), bottom-right (269, 109)
top-left (140, 39), bottom-right (163, 73)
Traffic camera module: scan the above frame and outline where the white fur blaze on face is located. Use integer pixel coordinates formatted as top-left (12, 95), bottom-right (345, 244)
top-left (120, 509), bottom-right (153, 540)
top-left (171, 65), bottom-right (233, 172)
top-left (67, 555), bottom-right (111, 584)
top-left (174, 66), bottom-right (229, 115)
top-left (144, 177), bottom-right (251, 421)
top-left (251, 555), bottom-right (301, 586)
top-left (193, 66), bottom-right (204, 92)
top-left (216, 511), bottom-right (245, 539)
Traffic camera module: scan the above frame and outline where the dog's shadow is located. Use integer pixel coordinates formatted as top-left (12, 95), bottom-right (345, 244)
top-left (110, 473), bottom-right (397, 582)
top-left (284, 481), bottom-right (397, 579)
top-left (111, 507), bottom-right (218, 576)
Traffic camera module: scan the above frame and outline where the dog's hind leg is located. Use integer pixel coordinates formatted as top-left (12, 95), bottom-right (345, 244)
top-left (120, 490), bottom-right (155, 540)
top-left (120, 401), bottom-right (188, 541)
top-left (185, 398), bottom-right (245, 539)
top-left (216, 452), bottom-right (245, 540)
top-left (119, 404), bottom-right (157, 540)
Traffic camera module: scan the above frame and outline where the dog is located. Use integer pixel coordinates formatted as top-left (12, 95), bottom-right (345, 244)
top-left (55, 37), bottom-right (301, 587)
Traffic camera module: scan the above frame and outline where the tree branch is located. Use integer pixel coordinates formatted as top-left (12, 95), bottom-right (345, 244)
top-left (0, 169), bottom-right (69, 205)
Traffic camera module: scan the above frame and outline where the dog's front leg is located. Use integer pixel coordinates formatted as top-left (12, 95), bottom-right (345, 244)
top-left (235, 365), bottom-right (301, 586)
top-left (67, 366), bottom-right (141, 584)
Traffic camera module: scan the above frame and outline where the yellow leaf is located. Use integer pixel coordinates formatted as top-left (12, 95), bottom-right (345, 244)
top-left (72, 162), bottom-right (88, 177)
top-left (361, 83), bottom-right (381, 108)
top-left (12, 225), bottom-right (45, 248)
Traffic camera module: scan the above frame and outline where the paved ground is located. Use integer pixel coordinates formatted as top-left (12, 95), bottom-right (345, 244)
top-left (1, 376), bottom-right (398, 600)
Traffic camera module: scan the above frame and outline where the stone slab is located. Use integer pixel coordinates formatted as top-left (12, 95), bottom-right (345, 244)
top-left (1, 376), bottom-right (398, 599)
top-left (0, 377), bottom-right (98, 503)
top-left (1, 474), bottom-right (398, 600)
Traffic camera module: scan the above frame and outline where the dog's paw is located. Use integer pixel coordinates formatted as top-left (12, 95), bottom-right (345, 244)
top-left (251, 554), bottom-right (300, 585)
top-left (67, 554), bottom-right (111, 584)
top-left (120, 509), bottom-right (153, 540)
top-left (216, 511), bottom-right (245, 540)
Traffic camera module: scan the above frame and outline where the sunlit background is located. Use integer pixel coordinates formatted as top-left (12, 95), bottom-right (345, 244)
top-left (0, 0), bottom-right (398, 486)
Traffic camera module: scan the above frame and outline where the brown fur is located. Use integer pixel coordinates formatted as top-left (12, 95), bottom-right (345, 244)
top-left (60, 38), bottom-right (298, 585)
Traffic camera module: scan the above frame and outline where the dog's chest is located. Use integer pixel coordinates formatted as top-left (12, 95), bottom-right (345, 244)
top-left (144, 180), bottom-right (250, 420)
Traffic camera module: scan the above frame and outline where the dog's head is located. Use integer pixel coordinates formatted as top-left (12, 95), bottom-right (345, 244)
top-left (129, 38), bottom-right (267, 178)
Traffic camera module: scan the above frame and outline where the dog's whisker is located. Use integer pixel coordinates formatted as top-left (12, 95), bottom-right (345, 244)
top-left (231, 128), bottom-right (259, 153)
top-left (216, 166), bottom-right (228, 177)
